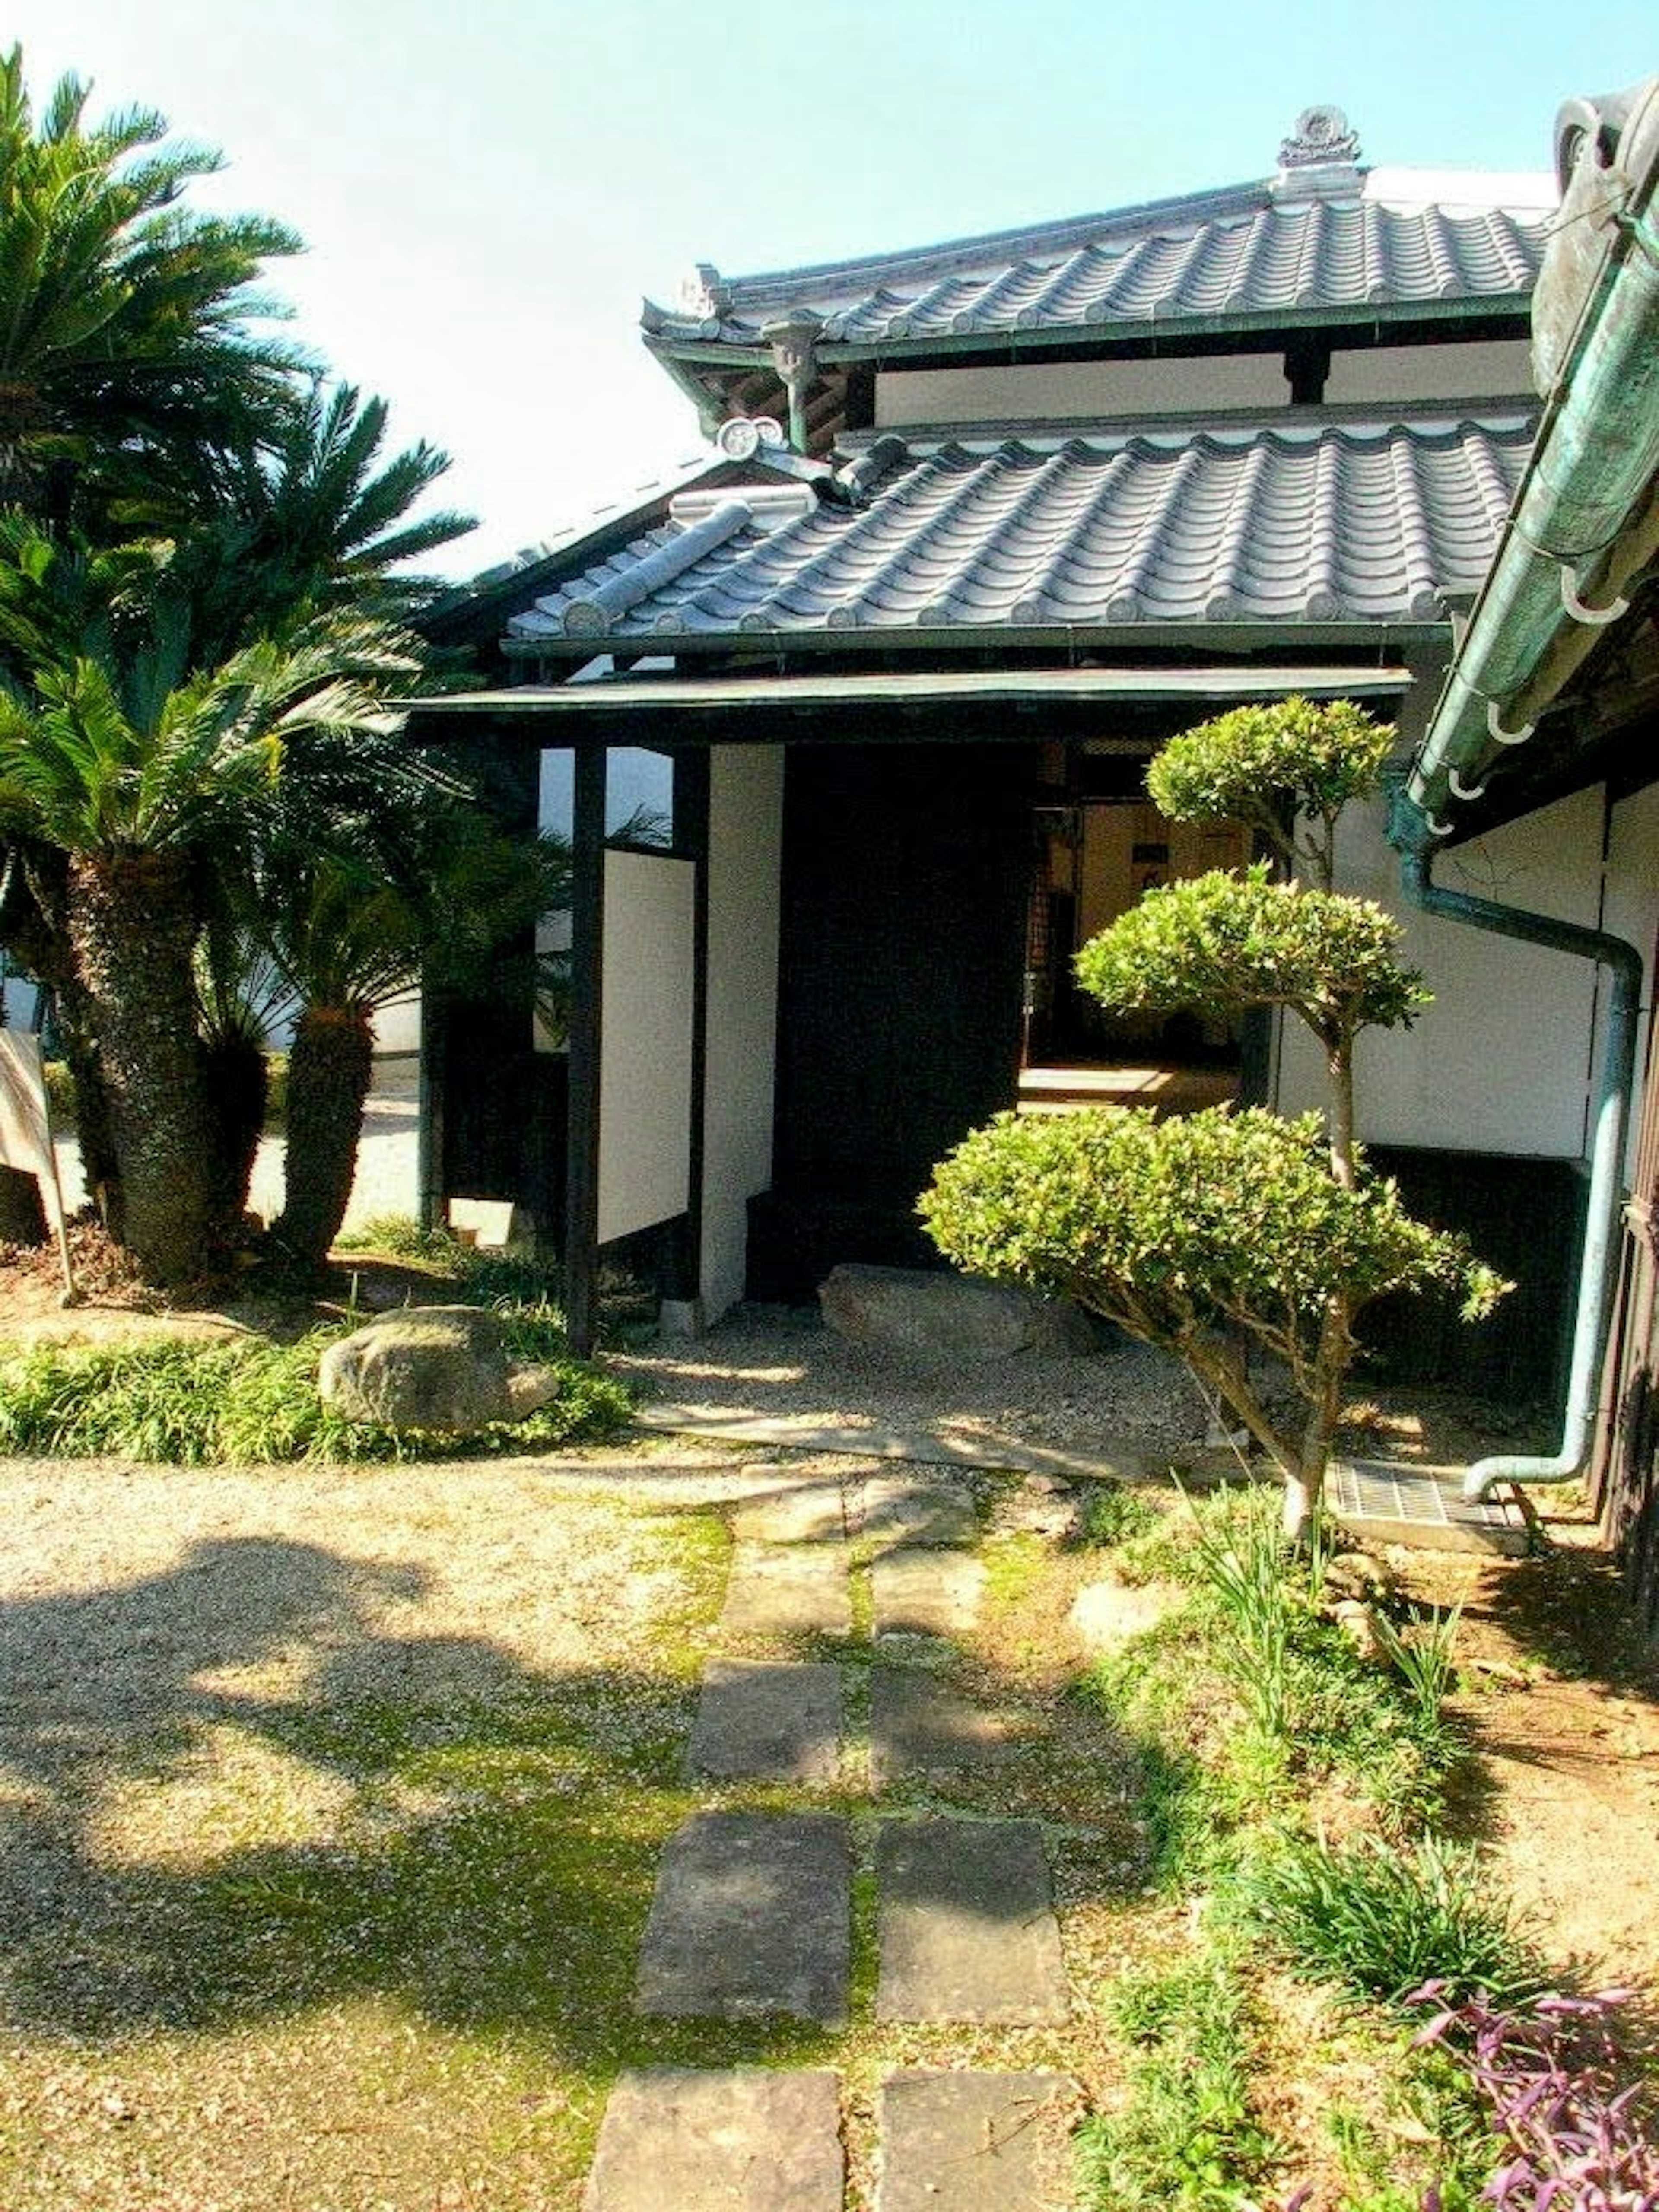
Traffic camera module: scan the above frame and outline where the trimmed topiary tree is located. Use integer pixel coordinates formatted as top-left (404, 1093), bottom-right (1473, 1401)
top-left (920, 697), bottom-right (1507, 1541)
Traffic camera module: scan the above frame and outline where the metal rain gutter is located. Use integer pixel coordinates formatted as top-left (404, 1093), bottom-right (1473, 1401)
top-left (1398, 74), bottom-right (1659, 850)
top-left (1396, 850), bottom-right (1640, 1500)
top-left (1385, 79), bottom-right (1658, 1504)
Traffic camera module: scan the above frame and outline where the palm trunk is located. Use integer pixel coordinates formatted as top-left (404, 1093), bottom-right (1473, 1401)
top-left (202, 1029), bottom-right (270, 1243)
top-left (272, 1003), bottom-right (373, 1274)
top-left (54, 979), bottom-right (123, 1235)
top-left (66, 851), bottom-right (211, 1287)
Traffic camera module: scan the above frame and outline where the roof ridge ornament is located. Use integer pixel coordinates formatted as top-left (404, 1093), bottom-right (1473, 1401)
top-left (715, 415), bottom-right (786, 460)
top-left (678, 262), bottom-right (730, 317)
top-left (1273, 105), bottom-right (1363, 201)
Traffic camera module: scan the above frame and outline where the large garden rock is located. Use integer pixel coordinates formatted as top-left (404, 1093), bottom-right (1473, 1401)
top-left (819, 1263), bottom-right (1097, 1358)
top-left (317, 1304), bottom-right (559, 1432)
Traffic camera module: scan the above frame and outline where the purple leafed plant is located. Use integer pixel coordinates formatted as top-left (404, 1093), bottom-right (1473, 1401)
top-left (1410, 1980), bottom-right (1659, 2210)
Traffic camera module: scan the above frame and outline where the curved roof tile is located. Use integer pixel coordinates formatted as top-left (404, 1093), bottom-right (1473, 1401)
top-left (504, 416), bottom-right (1535, 646)
top-left (643, 186), bottom-right (1552, 353)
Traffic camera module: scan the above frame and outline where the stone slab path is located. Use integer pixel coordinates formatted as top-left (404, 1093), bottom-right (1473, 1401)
top-left (864, 1476), bottom-right (979, 1549)
top-left (734, 1478), bottom-right (854, 1544)
top-left (686, 1657), bottom-right (844, 1784)
top-left (875, 1815), bottom-right (1068, 2024)
top-left (584, 2067), bottom-right (845, 2212)
top-left (871, 1546), bottom-right (985, 1636)
top-left (635, 1811), bottom-right (851, 2024)
top-left (720, 1541), bottom-right (854, 1638)
top-left (871, 1664), bottom-right (1014, 1784)
top-left (588, 1463), bottom-right (1081, 2206)
top-left (876, 2070), bottom-right (1078, 2212)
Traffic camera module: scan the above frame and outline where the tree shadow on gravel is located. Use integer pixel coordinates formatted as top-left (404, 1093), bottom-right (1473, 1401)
top-left (0, 1532), bottom-right (703, 2051)
top-left (0, 1515), bottom-right (1150, 2066)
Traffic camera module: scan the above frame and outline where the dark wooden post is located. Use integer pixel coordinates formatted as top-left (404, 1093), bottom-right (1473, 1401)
top-left (563, 742), bottom-right (606, 1356)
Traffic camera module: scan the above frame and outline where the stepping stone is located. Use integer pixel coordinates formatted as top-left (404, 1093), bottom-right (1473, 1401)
top-left (875, 1816), bottom-right (1067, 2024)
top-left (872, 1548), bottom-right (985, 1637)
top-left (864, 1475), bottom-right (978, 1549)
top-left (584, 2067), bottom-right (844, 2212)
top-left (871, 1667), bottom-right (1013, 1786)
top-left (876, 2070), bottom-right (1077, 2212)
top-left (686, 1659), bottom-right (844, 1784)
top-left (734, 1483), bottom-right (850, 1544)
top-left (720, 1543), bottom-right (853, 1638)
top-left (637, 1812), bottom-right (851, 2024)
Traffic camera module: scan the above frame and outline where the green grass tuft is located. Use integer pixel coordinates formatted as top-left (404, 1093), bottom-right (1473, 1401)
top-left (333, 1211), bottom-right (460, 1261)
top-left (0, 1325), bottom-right (633, 1465)
top-left (1081, 1482), bottom-right (1162, 1549)
top-left (1219, 1831), bottom-right (1545, 2012)
top-left (1078, 1956), bottom-right (1278, 2209)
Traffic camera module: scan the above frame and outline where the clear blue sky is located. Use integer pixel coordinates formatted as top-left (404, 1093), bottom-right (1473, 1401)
top-left (11, 0), bottom-right (1657, 577)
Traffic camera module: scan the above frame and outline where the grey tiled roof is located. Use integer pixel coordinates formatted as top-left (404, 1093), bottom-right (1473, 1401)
top-left (642, 181), bottom-right (1551, 350)
top-left (503, 414), bottom-right (1534, 646)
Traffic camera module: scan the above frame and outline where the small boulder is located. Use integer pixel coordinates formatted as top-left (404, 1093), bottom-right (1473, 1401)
top-left (1001, 1475), bottom-right (1087, 1539)
top-left (317, 1305), bottom-right (560, 1433)
top-left (1324, 1548), bottom-right (1397, 1604)
top-left (1331, 1597), bottom-right (1388, 1665)
top-left (818, 1263), bottom-right (1099, 1358)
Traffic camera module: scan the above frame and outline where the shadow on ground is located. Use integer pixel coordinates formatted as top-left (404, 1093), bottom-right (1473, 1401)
top-left (0, 1500), bottom-right (1147, 2065)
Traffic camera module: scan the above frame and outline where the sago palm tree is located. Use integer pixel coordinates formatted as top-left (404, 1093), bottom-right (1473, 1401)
top-left (0, 527), bottom-right (422, 1284)
top-left (151, 379), bottom-right (473, 646)
top-left (0, 44), bottom-right (300, 531)
top-left (254, 818), bottom-right (572, 1278)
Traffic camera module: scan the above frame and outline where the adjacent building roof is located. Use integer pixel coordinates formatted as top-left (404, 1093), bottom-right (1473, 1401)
top-left (641, 122), bottom-right (1554, 456)
top-left (501, 410), bottom-right (1534, 652)
top-left (644, 111), bottom-right (1556, 377)
top-left (645, 184), bottom-right (1551, 356)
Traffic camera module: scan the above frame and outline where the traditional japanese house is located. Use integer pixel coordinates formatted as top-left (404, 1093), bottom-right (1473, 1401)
top-left (419, 104), bottom-right (1627, 1408)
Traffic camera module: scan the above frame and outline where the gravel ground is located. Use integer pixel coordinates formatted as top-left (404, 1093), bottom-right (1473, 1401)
top-left (613, 1306), bottom-right (1220, 1468)
top-left (41, 1049), bottom-right (1231, 1464)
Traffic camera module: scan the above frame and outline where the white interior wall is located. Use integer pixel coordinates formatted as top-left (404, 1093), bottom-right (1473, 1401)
top-left (597, 849), bottom-right (695, 1245)
top-left (1275, 784), bottom-right (1606, 1158)
top-left (875, 354), bottom-right (1287, 426)
top-left (699, 746), bottom-right (784, 1319)
top-left (1324, 339), bottom-right (1534, 404)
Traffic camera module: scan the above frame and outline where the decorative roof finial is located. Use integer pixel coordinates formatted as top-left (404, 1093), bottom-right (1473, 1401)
top-left (1278, 105), bottom-right (1361, 171)
top-left (1272, 105), bottom-right (1363, 201)
top-left (678, 263), bottom-right (729, 318)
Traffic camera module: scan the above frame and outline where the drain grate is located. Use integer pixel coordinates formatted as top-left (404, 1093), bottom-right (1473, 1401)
top-left (1328, 1456), bottom-right (1529, 1555)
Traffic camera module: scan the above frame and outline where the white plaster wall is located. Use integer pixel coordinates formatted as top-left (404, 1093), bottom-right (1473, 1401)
top-left (1325, 339), bottom-right (1534, 405)
top-left (875, 355), bottom-right (1287, 427)
top-left (597, 849), bottom-right (695, 1245)
top-left (371, 991), bottom-right (421, 1055)
top-left (700, 746), bottom-right (784, 1320)
top-left (1275, 785), bottom-right (1606, 1158)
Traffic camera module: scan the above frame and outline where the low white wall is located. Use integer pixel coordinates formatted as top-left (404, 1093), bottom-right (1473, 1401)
top-left (1276, 784), bottom-right (1608, 1159)
top-left (597, 849), bottom-right (696, 1245)
top-left (699, 746), bottom-right (784, 1320)
top-left (371, 991), bottom-right (421, 1056)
